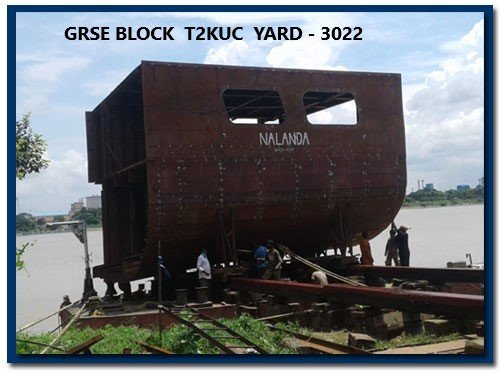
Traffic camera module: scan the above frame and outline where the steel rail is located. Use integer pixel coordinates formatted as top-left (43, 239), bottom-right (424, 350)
top-left (185, 306), bottom-right (268, 354)
top-left (349, 265), bottom-right (484, 284)
top-left (268, 325), bottom-right (370, 355)
top-left (158, 305), bottom-right (267, 354)
top-left (230, 278), bottom-right (484, 320)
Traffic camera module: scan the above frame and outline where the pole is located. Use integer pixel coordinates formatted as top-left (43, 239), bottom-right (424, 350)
top-left (40, 303), bottom-right (87, 354)
top-left (16, 304), bottom-right (75, 334)
top-left (81, 222), bottom-right (96, 299)
top-left (157, 244), bottom-right (163, 344)
top-left (158, 243), bottom-right (162, 305)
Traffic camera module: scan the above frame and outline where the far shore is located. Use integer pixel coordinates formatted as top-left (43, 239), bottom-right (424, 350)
top-left (16, 225), bottom-right (103, 237)
top-left (401, 202), bottom-right (484, 209)
top-left (16, 203), bottom-right (484, 237)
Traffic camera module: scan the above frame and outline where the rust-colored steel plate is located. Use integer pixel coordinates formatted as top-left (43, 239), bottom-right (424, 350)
top-left (349, 265), bottom-right (484, 284)
top-left (230, 278), bottom-right (483, 320)
top-left (86, 61), bottom-right (406, 284)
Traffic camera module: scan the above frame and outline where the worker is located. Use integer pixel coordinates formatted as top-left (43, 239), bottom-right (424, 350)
top-left (385, 228), bottom-right (400, 266)
top-left (253, 244), bottom-right (269, 278)
top-left (311, 270), bottom-right (328, 286)
top-left (392, 222), bottom-right (411, 266)
top-left (58, 295), bottom-right (72, 329)
top-left (157, 256), bottom-right (171, 301)
top-left (197, 249), bottom-right (212, 296)
top-left (60, 295), bottom-right (71, 309)
top-left (359, 231), bottom-right (374, 265)
top-left (263, 241), bottom-right (283, 280)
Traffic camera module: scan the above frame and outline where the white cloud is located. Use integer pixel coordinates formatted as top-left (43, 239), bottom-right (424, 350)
top-left (443, 19), bottom-right (484, 52)
top-left (265, 13), bottom-right (356, 70)
top-left (307, 100), bottom-right (357, 125)
top-left (204, 40), bottom-right (251, 65)
top-left (266, 39), bottom-right (333, 69)
top-left (83, 69), bottom-right (130, 97)
top-left (23, 56), bottom-right (91, 83)
top-left (203, 34), bottom-right (350, 71)
top-left (16, 150), bottom-right (100, 215)
top-left (17, 52), bottom-right (92, 115)
top-left (404, 20), bottom-right (484, 191)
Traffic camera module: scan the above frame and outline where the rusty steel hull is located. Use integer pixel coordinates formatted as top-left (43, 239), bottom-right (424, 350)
top-left (230, 278), bottom-right (484, 320)
top-left (86, 61), bottom-right (406, 283)
top-left (350, 265), bottom-right (484, 284)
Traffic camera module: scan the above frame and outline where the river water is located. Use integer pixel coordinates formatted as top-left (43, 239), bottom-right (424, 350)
top-left (15, 205), bottom-right (484, 333)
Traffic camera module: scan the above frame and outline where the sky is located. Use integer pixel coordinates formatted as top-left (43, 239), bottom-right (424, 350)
top-left (14, 11), bottom-right (485, 216)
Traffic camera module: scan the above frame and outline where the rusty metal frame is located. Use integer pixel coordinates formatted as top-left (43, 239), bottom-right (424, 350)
top-left (350, 265), bottom-right (484, 284)
top-left (87, 61), bottom-right (407, 284)
top-left (230, 278), bottom-right (484, 320)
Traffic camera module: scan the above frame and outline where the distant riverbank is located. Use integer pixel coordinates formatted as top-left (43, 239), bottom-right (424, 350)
top-left (402, 186), bottom-right (483, 208)
top-left (402, 200), bottom-right (484, 208)
top-left (16, 225), bottom-right (102, 237)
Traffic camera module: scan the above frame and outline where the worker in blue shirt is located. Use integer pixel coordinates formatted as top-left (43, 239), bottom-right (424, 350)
top-left (254, 245), bottom-right (269, 278)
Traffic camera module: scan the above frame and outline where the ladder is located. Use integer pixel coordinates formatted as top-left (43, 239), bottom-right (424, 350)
top-left (158, 305), bottom-right (267, 354)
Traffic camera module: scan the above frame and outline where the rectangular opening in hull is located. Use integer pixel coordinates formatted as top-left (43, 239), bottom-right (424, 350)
top-left (303, 91), bottom-right (357, 125)
top-left (223, 88), bottom-right (285, 125)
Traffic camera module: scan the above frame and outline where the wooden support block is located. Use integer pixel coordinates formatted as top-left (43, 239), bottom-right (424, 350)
top-left (65, 335), bottom-right (103, 355)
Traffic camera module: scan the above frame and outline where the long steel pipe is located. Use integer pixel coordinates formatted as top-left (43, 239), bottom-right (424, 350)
top-left (230, 278), bottom-right (483, 320)
top-left (349, 265), bottom-right (484, 283)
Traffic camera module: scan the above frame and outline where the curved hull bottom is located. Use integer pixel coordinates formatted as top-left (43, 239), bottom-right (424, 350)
top-left (94, 197), bottom-right (402, 283)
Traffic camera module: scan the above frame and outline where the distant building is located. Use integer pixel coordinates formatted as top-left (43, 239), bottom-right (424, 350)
top-left (69, 201), bottom-right (84, 217)
top-left (424, 183), bottom-right (434, 190)
top-left (457, 184), bottom-right (470, 191)
top-left (479, 177), bottom-right (484, 187)
top-left (84, 195), bottom-right (102, 209)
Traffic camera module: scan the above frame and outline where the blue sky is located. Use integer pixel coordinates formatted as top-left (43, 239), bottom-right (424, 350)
top-left (15, 11), bottom-right (485, 215)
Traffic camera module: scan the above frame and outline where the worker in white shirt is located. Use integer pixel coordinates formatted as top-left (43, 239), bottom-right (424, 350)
top-left (197, 249), bottom-right (212, 297)
top-left (311, 270), bottom-right (328, 286)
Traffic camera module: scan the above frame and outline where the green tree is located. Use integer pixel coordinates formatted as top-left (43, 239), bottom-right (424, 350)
top-left (16, 113), bottom-right (50, 271)
top-left (16, 113), bottom-right (49, 180)
top-left (16, 242), bottom-right (33, 273)
top-left (16, 213), bottom-right (36, 232)
top-left (72, 208), bottom-right (102, 226)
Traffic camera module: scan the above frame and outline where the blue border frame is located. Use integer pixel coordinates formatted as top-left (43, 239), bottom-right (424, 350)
top-left (8, 4), bottom-right (494, 364)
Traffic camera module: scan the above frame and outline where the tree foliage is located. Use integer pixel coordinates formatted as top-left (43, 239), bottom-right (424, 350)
top-left (16, 242), bottom-right (33, 272)
top-left (72, 208), bottom-right (102, 226)
top-left (16, 113), bottom-right (49, 180)
top-left (404, 186), bottom-right (484, 207)
top-left (53, 215), bottom-right (66, 222)
top-left (16, 213), bottom-right (36, 232)
top-left (16, 113), bottom-right (50, 272)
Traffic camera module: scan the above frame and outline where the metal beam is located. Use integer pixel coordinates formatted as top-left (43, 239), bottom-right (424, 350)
top-left (349, 265), bottom-right (484, 283)
top-left (268, 325), bottom-right (369, 354)
top-left (230, 278), bottom-right (483, 320)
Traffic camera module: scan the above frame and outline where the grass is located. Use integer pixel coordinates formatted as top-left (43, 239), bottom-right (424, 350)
top-left (15, 315), bottom-right (463, 355)
top-left (373, 332), bottom-right (462, 351)
top-left (274, 325), bottom-right (462, 352)
top-left (16, 325), bottom-right (152, 354)
top-left (16, 314), bottom-right (298, 355)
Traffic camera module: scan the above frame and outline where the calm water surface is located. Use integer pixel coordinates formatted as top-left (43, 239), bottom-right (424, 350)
top-left (16, 205), bottom-right (484, 333)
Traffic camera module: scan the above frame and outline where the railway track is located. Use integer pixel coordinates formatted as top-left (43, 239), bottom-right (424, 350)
top-left (158, 305), bottom-right (267, 354)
